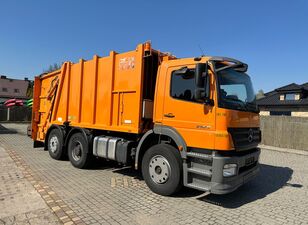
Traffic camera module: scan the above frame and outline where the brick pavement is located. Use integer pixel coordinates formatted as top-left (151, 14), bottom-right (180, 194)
top-left (0, 144), bottom-right (60, 225)
top-left (1, 123), bottom-right (308, 225)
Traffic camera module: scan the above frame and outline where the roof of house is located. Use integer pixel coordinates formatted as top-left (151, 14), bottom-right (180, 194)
top-left (274, 83), bottom-right (308, 92)
top-left (0, 75), bottom-right (30, 99)
top-left (302, 82), bottom-right (308, 90)
top-left (257, 82), bottom-right (308, 107)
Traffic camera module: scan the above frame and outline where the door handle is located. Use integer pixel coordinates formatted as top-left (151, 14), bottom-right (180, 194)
top-left (164, 113), bottom-right (175, 118)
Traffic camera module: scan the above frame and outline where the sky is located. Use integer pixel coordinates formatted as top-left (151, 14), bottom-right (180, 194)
top-left (0, 0), bottom-right (307, 93)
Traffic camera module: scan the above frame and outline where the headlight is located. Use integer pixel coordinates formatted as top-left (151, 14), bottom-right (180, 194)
top-left (223, 164), bottom-right (238, 177)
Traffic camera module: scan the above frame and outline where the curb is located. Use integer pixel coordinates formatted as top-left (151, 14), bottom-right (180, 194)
top-left (259, 144), bottom-right (308, 156)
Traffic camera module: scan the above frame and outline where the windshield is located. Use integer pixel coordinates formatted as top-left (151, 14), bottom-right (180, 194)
top-left (217, 68), bottom-right (258, 113)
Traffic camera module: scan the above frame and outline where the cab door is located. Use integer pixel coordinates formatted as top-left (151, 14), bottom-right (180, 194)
top-left (161, 65), bottom-right (216, 149)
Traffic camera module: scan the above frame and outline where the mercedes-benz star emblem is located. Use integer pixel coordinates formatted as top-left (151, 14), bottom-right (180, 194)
top-left (248, 129), bottom-right (254, 143)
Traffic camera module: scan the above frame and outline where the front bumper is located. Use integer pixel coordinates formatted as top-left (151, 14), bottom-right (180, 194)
top-left (184, 148), bottom-right (260, 194)
top-left (210, 148), bottom-right (260, 194)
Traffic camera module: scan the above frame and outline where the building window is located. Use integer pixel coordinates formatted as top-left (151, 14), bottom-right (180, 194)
top-left (2, 87), bottom-right (8, 92)
top-left (295, 93), bottom-right (300, 100)
top-left (14, 89), bottom-right (19, 93)
top-left (282, 93), bottom-right (300, 101)
top-left (279, 95), bottom-right (285, 101)
top-left (285, 93), bottom-right (296, 100)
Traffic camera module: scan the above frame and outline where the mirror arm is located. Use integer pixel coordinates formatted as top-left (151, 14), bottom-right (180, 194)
top-left (204, 98), bottom-right (214, 106)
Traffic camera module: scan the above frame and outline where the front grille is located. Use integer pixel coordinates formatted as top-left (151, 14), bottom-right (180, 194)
top-left (228, 127), bottom-right (261, 151)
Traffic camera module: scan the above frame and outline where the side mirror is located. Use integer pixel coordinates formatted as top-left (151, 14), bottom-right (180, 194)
top-left (195, 63), bottom-right (207, 88)
top-left (195, 63), bottom-right (213, 105)
top-left (195, 88), bottom-right (204, 101)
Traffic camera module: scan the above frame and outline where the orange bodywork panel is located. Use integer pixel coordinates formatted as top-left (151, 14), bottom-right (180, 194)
top-left (154, 58), bottom-right (217, 150)
top-left (33, 43), bottom-right (160, 142)
top-left (154, 58), bottom-right (260, 151)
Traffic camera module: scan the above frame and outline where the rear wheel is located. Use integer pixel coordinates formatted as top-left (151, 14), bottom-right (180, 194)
top-left (68, 133), bottom-right (92, 169)
top-left (48, 128), bottom-right (65, 160)
top-left (142, 144), bottom-right (183, 196)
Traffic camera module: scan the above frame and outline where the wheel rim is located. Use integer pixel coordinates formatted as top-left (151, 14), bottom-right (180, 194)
top-left (49, 136), bottom-right (58, 153)
top-left (149, 155), bottom-right (171, 184)
top-left (72, 140), bottom-right (82, 161)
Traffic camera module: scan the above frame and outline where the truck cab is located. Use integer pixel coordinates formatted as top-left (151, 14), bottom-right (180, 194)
top-left (138, 55), bottom-right (261, 194)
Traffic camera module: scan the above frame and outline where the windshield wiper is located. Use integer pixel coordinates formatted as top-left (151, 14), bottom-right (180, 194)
top-left (226, 97), bottom-right (244, 103)
top-left (246, 102), bottom-right (256, 107)
top-left (225, 97), bottom-right (247, 109)
top-left (245, 102), bottom-right (260, 113)
top-left (223, 97), bottom-right (259, 112)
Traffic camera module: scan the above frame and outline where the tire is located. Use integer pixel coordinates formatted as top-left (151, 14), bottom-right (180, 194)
top-left (68, 133), bottom-right (92, 169)
top-left (142, 144), bottom-right (183, 196)
top-left (48, 128), bottom-right (65, 160)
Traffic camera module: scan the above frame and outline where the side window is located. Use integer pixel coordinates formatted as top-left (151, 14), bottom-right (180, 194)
top-left (171, 69), bottom-right (197, 102)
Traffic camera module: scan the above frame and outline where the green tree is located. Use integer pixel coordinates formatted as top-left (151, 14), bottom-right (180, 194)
top-left (256, 89), bottom-right (265, 99)
top-left (43, 63), bottom-right (62, 73)
top-left (26, 81), bottom-right (34, 98)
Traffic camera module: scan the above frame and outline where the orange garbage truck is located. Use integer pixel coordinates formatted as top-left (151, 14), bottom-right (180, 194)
top-left (31, 42), bottom-right (261, 196)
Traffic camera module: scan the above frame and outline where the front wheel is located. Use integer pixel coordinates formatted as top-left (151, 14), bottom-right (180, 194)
top-left (68, 133), bottom-right (92, 169)
top-left (142, 144), bottom-right (183, 196)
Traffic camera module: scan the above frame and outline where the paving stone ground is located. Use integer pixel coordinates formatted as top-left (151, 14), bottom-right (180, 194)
top-left (1, 123), bottom-right (308, 225)
top-left (0, 133), bottom-right (60, 224)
